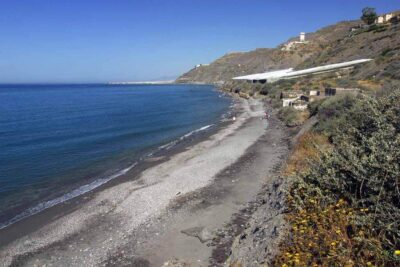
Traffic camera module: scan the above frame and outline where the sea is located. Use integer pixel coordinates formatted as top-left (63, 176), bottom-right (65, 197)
top-left (0, 83), bottom-right (231, 229)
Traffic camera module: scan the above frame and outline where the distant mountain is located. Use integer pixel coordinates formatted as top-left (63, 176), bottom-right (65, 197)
top-left (176, 14), bottom-right (400, 85)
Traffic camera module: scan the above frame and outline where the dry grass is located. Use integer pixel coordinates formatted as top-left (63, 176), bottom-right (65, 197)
top-left (297, 110), bottom-right (311, 125)
top-left (283, 132), bottom-right (331, 176)
top-left (357, 79), bottom-right (382, 91)
top-left (229, 262), bottom-right (243, 267)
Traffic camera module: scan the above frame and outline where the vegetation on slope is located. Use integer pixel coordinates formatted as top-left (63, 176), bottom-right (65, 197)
top-left (175, 47), bottom-right (315, 84)
top-left (273, 90), bottom-right (400, 266)
top-left (176, 19), bottom-right (359, 84)
top-left (179, 8), bottom-right (400, 266)
top-left (177, 9), bottom-right (400, 89)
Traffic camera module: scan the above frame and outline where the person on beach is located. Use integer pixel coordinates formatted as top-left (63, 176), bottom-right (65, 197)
top-left (264, 111), bottom-right (270, 129)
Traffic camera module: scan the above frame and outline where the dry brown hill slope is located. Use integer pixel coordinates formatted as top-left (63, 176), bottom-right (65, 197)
top-left (175, 47), bottom-right (312, 84)
top-left (176, 17), bottom-right (400, 85)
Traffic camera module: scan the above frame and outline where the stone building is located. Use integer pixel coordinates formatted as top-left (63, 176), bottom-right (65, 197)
top-left (289, 99), bottom-right (308, 110)
top-left (280, 91), bottom-right (304, 99)
top-left (325, 87), bottom-right (361, 96)
top-left (281, 91), bottom-right (309, 108)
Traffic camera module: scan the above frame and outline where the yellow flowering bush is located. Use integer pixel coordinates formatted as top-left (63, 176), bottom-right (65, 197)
top-left (274, 90), bottom-right (400, 267)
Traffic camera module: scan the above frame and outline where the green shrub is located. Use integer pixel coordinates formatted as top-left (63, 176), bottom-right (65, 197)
top-left (259, 84), bottom-right (273, 95)
top-left (278, 107), bottom-right (302, 127)
top-left (259, 87), bottom-right (269, 95)
top-left (381, 48), bottom-right (393, 57)
top-left (308, 98), bottom-right (325, 116)
top-left (295, 89), bottom-right (400, 264)
top-left (365, 24), bottom-right (388, 33)
top-left (314, 93), bottom-right (361, 135)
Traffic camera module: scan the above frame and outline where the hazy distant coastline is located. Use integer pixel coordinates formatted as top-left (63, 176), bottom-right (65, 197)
top-left (108, 80), bottom-right (175, 85)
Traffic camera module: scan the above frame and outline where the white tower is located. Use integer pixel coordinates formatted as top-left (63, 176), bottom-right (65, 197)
top-left (300, 32), bottom-right (306, 42)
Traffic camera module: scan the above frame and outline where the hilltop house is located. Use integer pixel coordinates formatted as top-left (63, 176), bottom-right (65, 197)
top-left (195, 64), bottom-right (210, 68)
top-left (376, 12), bottom-right (400, 24)
top-left (281, 32), bottom-right (309, 51)
top-left (376, 13), bottom-right (394, 24)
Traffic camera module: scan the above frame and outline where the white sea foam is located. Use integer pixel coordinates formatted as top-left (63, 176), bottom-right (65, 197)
top-left (0, 163), bottom-right (137, 230)
top-left (157, 124), bottom-right (214, 151)
top-left (0, 124), bottom-right (216, 230)
top-left (182, 124), bottom-right (213, 138)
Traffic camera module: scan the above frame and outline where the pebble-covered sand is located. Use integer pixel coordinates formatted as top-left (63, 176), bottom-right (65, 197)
top-left (0, 98), bottom-right (286, 267)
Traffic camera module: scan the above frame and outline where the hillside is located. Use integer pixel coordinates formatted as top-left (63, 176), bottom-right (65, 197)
top-left (220, 12), bottom-right (400, 267)
top-left (176, 17), bottom-right (400, 86)
top-left (175, 47), bottom-right (313, 84)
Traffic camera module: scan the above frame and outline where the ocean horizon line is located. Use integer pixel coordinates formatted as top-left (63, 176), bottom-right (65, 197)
top-left (0, 80), bottom-right (176, 86)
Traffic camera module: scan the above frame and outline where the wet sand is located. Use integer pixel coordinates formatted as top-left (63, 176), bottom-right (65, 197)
top-left (0, 98), bottom-right (289, 267)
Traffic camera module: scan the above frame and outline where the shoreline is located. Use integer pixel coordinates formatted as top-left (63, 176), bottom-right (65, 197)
top-left (0, 95), bottom-right (236, 248)
top-left (0, 120), bottom-right (228, 233)
top-left (0, 86), bottom-right (233, 237)
top-left (0, 97), bottom-right (290, 267)
top-left (130, 105), bottom-right (290, 267)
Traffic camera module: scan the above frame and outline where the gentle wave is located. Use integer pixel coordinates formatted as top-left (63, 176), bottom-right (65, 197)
top-left (0, 124), bottom-right (215, 230)
top-left (156, 124), bottom-right (214, 152)
top-left (0, 163), bottom-right (137, 230)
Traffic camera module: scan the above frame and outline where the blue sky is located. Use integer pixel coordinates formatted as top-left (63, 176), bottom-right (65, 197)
top-left (0, 0), bottom-right (398, 83)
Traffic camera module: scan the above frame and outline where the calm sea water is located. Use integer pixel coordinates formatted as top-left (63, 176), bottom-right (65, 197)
top-left (0, 84), bottom-right (231, 228)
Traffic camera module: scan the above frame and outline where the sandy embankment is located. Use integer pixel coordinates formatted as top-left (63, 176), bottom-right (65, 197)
top-left (0, 98), bottom-right (288, 267)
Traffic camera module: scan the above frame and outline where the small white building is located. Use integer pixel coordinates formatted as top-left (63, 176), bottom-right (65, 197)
top-left (300, 32), bottom-right (306, 42)
top-left (309, 90), bottom-right (320, 96)
top-left (281, 91), bottom-right (310, 109)
top-left (282, 97), bottom-right (299, 107)
top-left (282, 97), bottom-right (308, 110)
top-left (195, 64), bottom-right (210, 68)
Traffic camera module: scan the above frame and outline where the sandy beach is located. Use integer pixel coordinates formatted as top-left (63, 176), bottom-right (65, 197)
top-left (0, 98), bottom-right (289, 267)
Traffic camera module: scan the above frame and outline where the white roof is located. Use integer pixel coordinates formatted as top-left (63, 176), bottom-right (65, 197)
top-left (233, 68), bottom-right (293, 80)
top-left (232, 59), bottom-right (373, 83)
